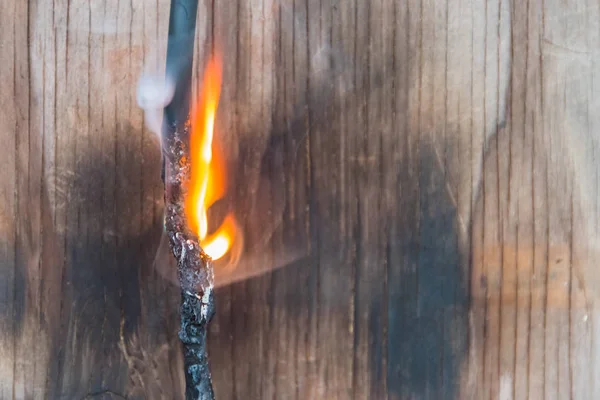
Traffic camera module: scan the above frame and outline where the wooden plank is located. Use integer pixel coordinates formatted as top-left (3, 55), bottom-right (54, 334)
top-left (4, 0), bottom-right (600, 399)
top-left (463, 1), bottom-right (600, 399)
top-left (12, 0), bottom-right (31, 396)
top-left (0, 0), bottom-right (21, 397)
top-left (352, 0), bottom-right (395, 398)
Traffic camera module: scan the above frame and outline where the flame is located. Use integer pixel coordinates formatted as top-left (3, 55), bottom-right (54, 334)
top-left (185, 53), bottom-right (239, 261)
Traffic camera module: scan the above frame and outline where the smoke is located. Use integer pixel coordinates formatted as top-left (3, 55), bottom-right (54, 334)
top-left (135, 31), bottom-right (199, 141)
top-left (136, 73), bottom-right (174, 138)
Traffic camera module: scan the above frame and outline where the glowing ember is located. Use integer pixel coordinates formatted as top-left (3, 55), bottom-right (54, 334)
top-left (185, 53), bottom-right (238, 261)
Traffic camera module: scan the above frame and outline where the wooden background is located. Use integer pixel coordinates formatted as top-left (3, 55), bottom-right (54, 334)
top-left (2, 0), bottom-right (600, 399)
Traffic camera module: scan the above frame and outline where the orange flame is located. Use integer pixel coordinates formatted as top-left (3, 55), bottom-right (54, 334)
top-left (185, 53), bottom-right (238, 261)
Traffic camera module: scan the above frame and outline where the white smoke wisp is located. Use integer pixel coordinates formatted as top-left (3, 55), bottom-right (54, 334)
top-left (136, 73), bottom-right (175, 140)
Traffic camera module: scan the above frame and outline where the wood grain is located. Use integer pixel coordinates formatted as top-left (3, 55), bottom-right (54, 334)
top-left (1, 0), bottom-right (600, 399)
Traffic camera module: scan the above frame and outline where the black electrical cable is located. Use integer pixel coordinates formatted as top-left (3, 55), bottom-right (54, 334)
top-left (162, 2), bottom-right (216, 399)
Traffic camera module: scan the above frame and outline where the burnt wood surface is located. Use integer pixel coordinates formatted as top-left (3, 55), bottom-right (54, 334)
top-left (2, 0), bottom-right (600, 399)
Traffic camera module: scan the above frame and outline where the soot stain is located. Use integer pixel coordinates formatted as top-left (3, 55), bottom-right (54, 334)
top-left (386, 143), bottom-right (469, 400)
top-left (211, 68), bottom-right (472, 400)
top-left (46, 123), bottom-right (181, 399)
top-left (211, 59), bottom-right (472, 399)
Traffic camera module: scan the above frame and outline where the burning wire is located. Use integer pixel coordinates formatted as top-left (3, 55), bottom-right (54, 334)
top-left (159, 0), bottom-right (217, 399)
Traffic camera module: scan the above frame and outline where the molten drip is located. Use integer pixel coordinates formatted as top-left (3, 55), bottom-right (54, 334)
top-left (185, 54), bottom-right (238, 261)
